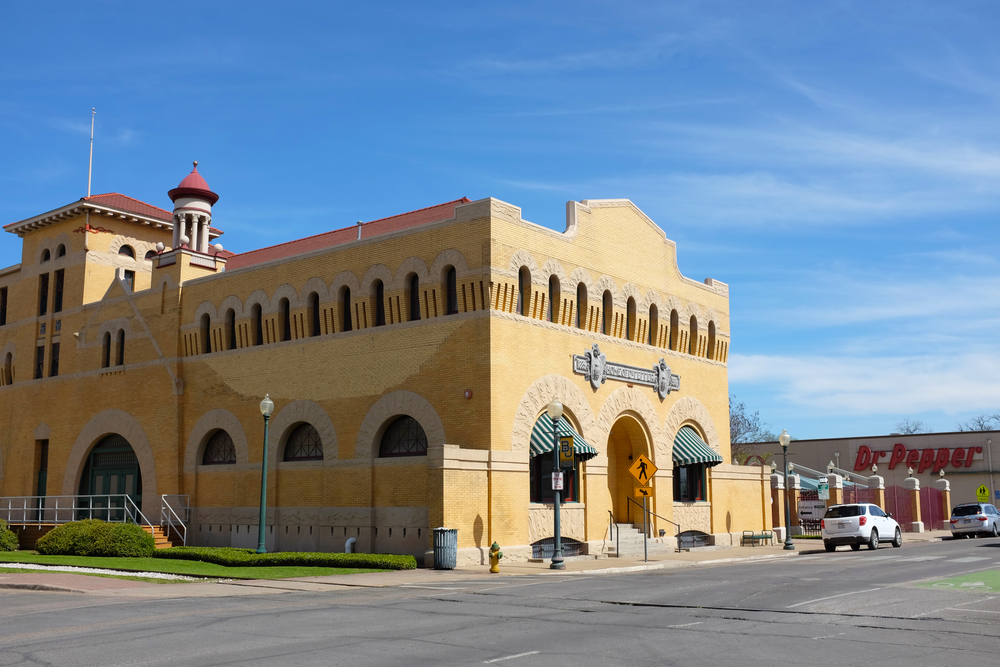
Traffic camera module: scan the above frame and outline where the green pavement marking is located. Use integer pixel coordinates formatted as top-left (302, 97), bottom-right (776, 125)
top-left (920, 569), bottom-right (1000, 591)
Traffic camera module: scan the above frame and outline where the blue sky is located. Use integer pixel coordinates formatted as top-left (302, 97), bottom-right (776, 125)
top-left (2, 2), bottom-right (999, 439)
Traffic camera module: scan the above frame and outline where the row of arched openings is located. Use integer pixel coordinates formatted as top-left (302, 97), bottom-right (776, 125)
top-left (200, 266), bottom-right (462, 354)
top-left (101, 329), bottom-right (126, 368)
top-left (201, 415), bottom-right (429, 465)
top-left (519, 267), bottom-right (719, 358)
top-left (40, 245), bottom-right (67, 262)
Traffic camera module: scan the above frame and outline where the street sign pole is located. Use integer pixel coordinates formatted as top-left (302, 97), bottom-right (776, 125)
top-left (643, 495), bottom-right (648, 562)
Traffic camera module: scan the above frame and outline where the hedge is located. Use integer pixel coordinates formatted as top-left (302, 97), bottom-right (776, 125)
top-left (35, 520), bottom-right (156, 557)
top-left (153, 546), bottom-right (416, 570)
top-left (0, 519), bottom-right (19, 552)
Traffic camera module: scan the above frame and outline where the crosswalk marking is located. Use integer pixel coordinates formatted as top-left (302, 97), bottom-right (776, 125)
top-left (895, 556), bottom-right (946, 562)
top-left (946, 557), bottom-right (991, 563)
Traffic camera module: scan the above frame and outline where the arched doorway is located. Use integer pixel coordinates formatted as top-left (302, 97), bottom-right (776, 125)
top-left (78, 434), bottom-right (142, 520)
top-left (607, 415), bottom-right (652, 524)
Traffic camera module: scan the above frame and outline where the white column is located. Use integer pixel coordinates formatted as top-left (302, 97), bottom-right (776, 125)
top-left (192, 217), bottom-right (202, 251)
top-left (200, 216), bottom-right (211, 253)
top-left (172, 215), bottom-right (180, 248)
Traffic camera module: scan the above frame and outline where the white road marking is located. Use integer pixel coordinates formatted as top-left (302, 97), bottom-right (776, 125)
top-left (666, 622), bottom-right (703, 628)
top-left (398, 585), bottom-right (468, 590)
top-left (947, 557), bottom-right (991, 563)
top-left (484, 651), bottom-right (541, 663)
top-left (787, 588), bottom-right (882, 608)
top-left (864, 556), bottom-right (900, 561)
top-left (895, 556), bottom-right (946, 562)
top-left (812, 632), bottom-right (846, 640)
top-left (791, 556), bottom-right (823, 561)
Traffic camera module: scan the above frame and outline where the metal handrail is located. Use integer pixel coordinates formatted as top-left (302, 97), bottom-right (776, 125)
top-left (626, 496), bottom-right (680, 537)
top-left (607, 510), bottom-right (618, 557)
top-left (161, 495), bottom-right (187, 546)
top-left (1, 495), bottom-right (145, 526)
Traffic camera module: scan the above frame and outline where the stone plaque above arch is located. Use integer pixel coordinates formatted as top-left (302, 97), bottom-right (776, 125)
top-left (663, 396), bottom-right (721, 455)
top-left (184, 408), bottom-right (250, 472)
top-left (594, 386), bottom-right (667, 463)
top-left (429, 248), bottom-right (470, 282)
top-left (268, 399), bottom-right (338, 465)
top-left (508, 249), bottom-right (540, 284)
top-left (62, 409), bottom-right (158, 512)
top-left (511, 374), bottom-right (597, 455)
top-left (392, 256), bottom-right (430, 291)
top-left (356, 391), bottom-right (446, 459)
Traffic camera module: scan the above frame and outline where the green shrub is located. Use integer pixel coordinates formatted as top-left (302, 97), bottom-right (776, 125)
top-left (35, 520), bottom-right (156, 557)
top-left (153, 546), bottom-right (416, 570)
top-left (0, 519), bottom-right (19, 552)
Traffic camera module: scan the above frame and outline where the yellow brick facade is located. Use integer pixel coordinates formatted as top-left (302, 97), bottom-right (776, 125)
top-left (0, 185), bottom-right (768, 563)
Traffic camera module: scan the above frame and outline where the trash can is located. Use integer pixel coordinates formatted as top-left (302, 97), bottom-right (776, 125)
top-left (433, 527), bottom-right (458, 570)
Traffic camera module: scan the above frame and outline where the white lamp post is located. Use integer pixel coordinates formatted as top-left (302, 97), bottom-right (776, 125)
top-left (256, 394), bottom-right (275, 554)
top-left (547, 399), bottom-right (565, 570)
top-left (779, 429), bottom-right (794, 551)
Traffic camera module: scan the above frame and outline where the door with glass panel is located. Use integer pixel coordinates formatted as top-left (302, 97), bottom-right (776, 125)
top-left (83, 435), bottom-right (141, 521)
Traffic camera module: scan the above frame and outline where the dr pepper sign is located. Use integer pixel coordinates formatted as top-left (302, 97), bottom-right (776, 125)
top-left (854, 443), bottom-right (983, 475)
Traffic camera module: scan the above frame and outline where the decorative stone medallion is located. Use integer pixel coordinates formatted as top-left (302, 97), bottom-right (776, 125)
top-left (573, 344), bottom-right (680, 399)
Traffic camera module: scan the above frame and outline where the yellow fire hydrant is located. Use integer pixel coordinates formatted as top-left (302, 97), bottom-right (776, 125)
top-left (489, 541), bottom-right (503, 573)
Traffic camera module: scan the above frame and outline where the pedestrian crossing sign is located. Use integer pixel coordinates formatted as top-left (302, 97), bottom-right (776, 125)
top-left (977, 485), bottom-right (990, 503)
top-left (629, 454), bottom-right (657, 485)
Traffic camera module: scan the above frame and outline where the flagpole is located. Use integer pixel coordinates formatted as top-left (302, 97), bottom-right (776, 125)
top-left (84, 108), bottom-right (95, 249)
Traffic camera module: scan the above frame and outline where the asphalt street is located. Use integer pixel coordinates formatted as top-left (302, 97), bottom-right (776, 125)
top-left (1, 538), bottom-right (999, 666)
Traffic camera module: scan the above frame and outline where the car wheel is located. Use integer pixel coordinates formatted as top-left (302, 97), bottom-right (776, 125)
top-left (850, 543), bottom-right (861, 551)
top-left (824, 542), bottom-right (836, 552)
top-left (868, 529), bottom-right (879, 550)
top-left (892, 527), bottom-right (902, 548)
top-left (992, 523), bottom-right (999, 538)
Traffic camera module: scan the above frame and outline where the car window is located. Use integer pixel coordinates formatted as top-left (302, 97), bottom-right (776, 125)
top-left (953, 505), bottom-right (982, 517)
top-left (870, 506), bottom-right (886, 517)
top-left (825, 506), bottom-right (863, 518)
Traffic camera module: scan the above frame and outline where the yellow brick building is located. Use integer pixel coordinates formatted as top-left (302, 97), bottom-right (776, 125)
top-left (0, 164), bottom-right (771, 563)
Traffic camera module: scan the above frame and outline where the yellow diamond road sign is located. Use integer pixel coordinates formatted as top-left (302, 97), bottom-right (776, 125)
top-left (977, 485), bottom-right (991, 503)
top-left (629, 453), bottom-right (657, 486)
top-left (635, 487), bottom-right (652, 498)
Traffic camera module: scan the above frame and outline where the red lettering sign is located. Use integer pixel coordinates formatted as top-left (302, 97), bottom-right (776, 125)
top-left (887, 443), bottom-right (907, 470)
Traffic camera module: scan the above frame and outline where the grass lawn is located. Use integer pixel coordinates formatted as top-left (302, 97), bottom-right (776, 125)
top-left (920, 568), bottom-right (1000, 592)
top-left (0, 552), bottom-right (386, 580)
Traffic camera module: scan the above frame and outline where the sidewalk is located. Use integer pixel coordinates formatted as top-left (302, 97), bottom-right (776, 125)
top-left (0, 529), bottom-right (955, 597)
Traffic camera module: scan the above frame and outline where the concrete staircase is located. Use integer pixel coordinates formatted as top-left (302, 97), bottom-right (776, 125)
top-left (605, 523), bottom-right (673, 558)
top-left (142, 525), bottom-right (184, 549)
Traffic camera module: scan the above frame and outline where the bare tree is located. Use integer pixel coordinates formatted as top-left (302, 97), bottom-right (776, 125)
top-left (730, 395), bottom-right (778, 464)
top-left (894, 418), bottom-right (929, 435)
top-left (956, 413), bottom-right (1000, 432)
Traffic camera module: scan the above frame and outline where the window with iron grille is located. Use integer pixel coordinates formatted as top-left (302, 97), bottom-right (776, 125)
top-left (283, 423), bottom-right (323, 461)
top-left (202, 430), bottom-right (236, 465)
top-left (378, 416), bottom-right (428, 457)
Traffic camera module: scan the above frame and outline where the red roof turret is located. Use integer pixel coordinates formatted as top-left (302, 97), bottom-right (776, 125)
top-left (168, 161), bottom-right (219, 205)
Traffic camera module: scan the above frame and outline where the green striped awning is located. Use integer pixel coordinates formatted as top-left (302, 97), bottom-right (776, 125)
top-left (529, 413), bottom-right (598, 462)
top-left (673, 426), bottom-right (723, 467)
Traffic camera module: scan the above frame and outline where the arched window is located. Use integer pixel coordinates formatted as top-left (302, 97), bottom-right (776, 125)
top-left (648, 305), bottom-right (658, 346)
top-left (118, 245), bottom-right (135, 259)
top-left (669, 309), bottom-right (679, 351)
top-left (202, 430), bottom-right (236, 465)
top-left (341, 287), bottom-right (352, 332)
top-left (445, 266), bottom-right (458, 315)
top-left (308, 292), bottom-right (320, 336)
top-left (102, 332), bottom-right (111, 368)
top-left (602, 291), bottom-right (613, 335)
top-left (379, 416), bottom-right (428, 457)
top-left (252, 304), bottom-right (263, 345)
top-left (41, 249), bottom-right (50, 263)
top-left (576, 283), bottom-right (587, 329)
top-left (4, 352), bottom-right (12, 385)
top-left (407, 274), bottom-right (421, 321)
top-left (144, 250), bottom-right (156, 260)
top-left (374, 281), bottom-right (385, 326)
top-left (626, 297), bottom-right (636, 341)
top-left (283, 423), bottom-right (323, 461)
top-left (689, 315), bottom-right (698, 355)
top-left (517, 267), bottom-right (530, 316)
top-left (548, 276), bottom-right (560, 323)
top-left (201, 314), bottom-right (211, 354)
top-left (226, 309), bottom-right (236, 350)
top-left (116, 329), bottom-right (125, 366)
top-left (56, 245), bottom-right (66, 258)
top-left (707, 321), bottom-right (716, 360)
top-left (279, 298), bottom-right (291, 341)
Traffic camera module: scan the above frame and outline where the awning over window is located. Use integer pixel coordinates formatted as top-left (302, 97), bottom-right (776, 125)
top-left (673, 426), bottom-right (723, 468)
top-left (529, 413), bottom-right (598, 462)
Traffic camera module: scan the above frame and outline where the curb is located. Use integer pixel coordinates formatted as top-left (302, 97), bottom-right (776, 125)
top-left (0, 582), bottom-right (86, 594)
top-left (558, 551), bottom-right (803, 576)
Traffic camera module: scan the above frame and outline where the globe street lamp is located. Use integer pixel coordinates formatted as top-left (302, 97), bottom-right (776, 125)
top-left (779, 429), bottom-right (794, 551)
top-left (548, 399), bottom-right (565, 570)
top-left (256, 394), bottom-right (274, 554)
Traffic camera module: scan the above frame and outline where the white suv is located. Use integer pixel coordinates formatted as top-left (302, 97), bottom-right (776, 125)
top-left (949, 503), bottom-right (1000, 538)
top-left (821, 503), bottom-right (902, 552)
